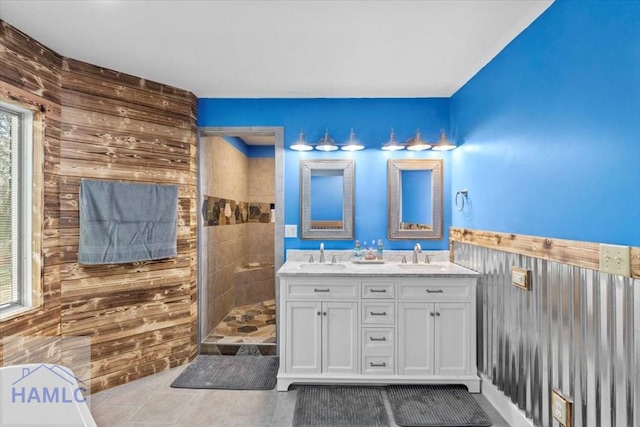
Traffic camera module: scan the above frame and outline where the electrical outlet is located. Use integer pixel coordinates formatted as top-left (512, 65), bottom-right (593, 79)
top-left (600, 244), bottom-right (631, 276)
top-left (511, 267), bottom-right (531, 290)
top-left (285, 225), bottom-right (297, 238)
top-left (551, 389), bottom-right (573, 427)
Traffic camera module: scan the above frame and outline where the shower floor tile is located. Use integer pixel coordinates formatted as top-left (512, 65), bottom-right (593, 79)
top-left (203, 299), bottom-right (276, 345)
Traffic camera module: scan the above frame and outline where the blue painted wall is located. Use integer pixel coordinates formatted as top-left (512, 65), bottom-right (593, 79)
top-left (450, 0), bottom-right (640, 246)
top-left (198, 98), bottom-right (451, 252)
top-left (222, 136), bottom-right (275, 158)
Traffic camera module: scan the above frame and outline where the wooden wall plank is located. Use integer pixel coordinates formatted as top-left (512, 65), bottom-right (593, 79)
top-left (60, 55), bottom-right (197, 391)
top-left (1, 20), bottom-right (197, 394)
top-left (62, 89), bottom-right (192, 129)
top-left (63, 57), bottom-right (192, 102)
top-left (0, 20), bottom-right (63, 76)
top-left (61, 63), bottom-right (193, 114)
top-left (450, 227), bottom-right (640, 279)
top-left (0, 22), bottom-right (62, 364)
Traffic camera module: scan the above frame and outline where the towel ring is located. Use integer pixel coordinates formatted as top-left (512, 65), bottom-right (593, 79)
top-left (455, 189), bottom-right (468, 212)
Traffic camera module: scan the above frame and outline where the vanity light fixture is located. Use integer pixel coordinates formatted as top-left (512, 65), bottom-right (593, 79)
top-left (315, 129), bottom-right (339, 151)
top-left (405, 129), bottom-right (432, 151)
top-left (381, 129), bottom-right (405, 151)
top-left (431, 129), bottom-right (456, 151)
top-left (340, 129), bottom-right (365, 151)
top-left (290, 131), bottom-right (314, 151)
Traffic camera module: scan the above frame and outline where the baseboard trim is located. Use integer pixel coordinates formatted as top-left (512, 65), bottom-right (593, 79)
top-left (480, 374), bottom-right (534, 427)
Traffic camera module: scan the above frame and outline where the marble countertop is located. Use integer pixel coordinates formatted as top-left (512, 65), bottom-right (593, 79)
top-left (277, 251), bottom-right (480, 278)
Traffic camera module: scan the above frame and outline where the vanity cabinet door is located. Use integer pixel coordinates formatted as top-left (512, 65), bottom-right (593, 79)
top-left (285, 302), bottom-right (322, 374)
top-left (322, 302), bottom-right (358, 375)
top-left (434, 303), bottom-right (470, 376)
top-left (285, 301), bottom-right (357, 375)
top-left (398, 302), bottom-right (470, 376)
top-left (398, 302), bottom-right (435, 375)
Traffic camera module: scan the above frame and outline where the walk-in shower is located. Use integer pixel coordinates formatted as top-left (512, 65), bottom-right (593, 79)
top-left (197, 127), bottom-right (284, 356)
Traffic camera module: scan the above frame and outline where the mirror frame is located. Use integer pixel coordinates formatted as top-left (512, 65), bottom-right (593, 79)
top-left (300, 159), bottom-right (354, 240)
top-left (387, 158), bottom-right (443, 240)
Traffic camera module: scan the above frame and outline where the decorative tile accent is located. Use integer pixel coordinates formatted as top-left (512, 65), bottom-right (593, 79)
top-left (203, 195), bottom-right (274, 227)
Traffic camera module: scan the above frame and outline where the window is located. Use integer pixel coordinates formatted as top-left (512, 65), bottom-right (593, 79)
top-left (0, 102), bottom-right (34, 315)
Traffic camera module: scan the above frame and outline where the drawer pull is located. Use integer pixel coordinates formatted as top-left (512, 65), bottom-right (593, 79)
top-left (369, 289), bottom-right (387, 293)
top-left (370, 311), bottom-right (387, 316)
top-left (369, 336), bottom-right (387, 342)
top-left (436, 312), bottom-right (440, 316)
top-left (314, 288), bottom-right (331, 293)
top-left (370, 362), bottom-right (387, 367)
top-left (430, 312), bottom-right (435, 317)
top-left (426, 289), bottom-right (444, 293)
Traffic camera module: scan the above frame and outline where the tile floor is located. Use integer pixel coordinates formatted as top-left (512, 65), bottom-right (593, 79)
top-left (90, 364), bottom-right (511, 427)
top-left (204, 300), bottom-right (276, 345)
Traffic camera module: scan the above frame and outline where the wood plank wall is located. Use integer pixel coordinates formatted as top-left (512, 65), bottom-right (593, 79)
top-left (0, 20), bottom-right (198, 393)
top-left (0, 20), bottom-right (63, 364)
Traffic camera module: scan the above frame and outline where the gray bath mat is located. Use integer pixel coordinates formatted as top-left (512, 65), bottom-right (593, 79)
top-left (387, 385), bottom-right (492, 426)
top-left (293, 386), bottom-right (390, 427)
top-left (170, 355), bottom-right (278, 390)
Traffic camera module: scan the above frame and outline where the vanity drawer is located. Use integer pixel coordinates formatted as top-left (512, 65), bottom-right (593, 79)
top-left (361, 282), bottom-right (395, 299)
top-left (362, 355), bottom-right (394, 375)
top-left (362, 328), bottom-right (394, 355)
top-left (398, 280), bottom-right (470, 301)
top-left (285, 281), bottom-right (357, 299)
top-left (362, 302), bottom-right (395, 324)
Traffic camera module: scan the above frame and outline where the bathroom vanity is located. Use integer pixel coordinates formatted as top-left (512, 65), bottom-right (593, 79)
top-left (276, 259), bottom-right (481, 392)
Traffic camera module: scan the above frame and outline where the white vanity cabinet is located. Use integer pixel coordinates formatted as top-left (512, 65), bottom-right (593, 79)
top-left (396, 278), bottom-right (474, 377)
top-left (277, 265), bottom-right (480, 392)
top-left (285, 301), bottom-right (358, 375)
top-left (283, 279), bottom-right (358, 377)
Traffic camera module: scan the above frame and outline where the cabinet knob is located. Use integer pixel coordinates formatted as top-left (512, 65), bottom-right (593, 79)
top-left (322, 312), bottom-right (327, 316)
top-left (436, 312), bottom-right (441, 316)
top-left (430, 312), bottom-right (435, 317)
top-left (317, 311), bottom-right (321, 316)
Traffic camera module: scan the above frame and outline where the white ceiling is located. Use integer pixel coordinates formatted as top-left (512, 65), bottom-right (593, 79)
top-left (0, 0), bottom-right (552, 98)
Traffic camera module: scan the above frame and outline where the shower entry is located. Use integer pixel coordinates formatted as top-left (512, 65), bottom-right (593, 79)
top-left (197, 127), bottom-right (284, 357)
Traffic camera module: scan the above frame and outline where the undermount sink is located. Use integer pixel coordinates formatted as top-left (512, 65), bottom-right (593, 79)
top-left (298, 263), bottom-right (347, 270)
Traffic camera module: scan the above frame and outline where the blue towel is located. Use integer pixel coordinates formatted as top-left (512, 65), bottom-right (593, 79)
top-left (78, 179), bottom-right (178, 264)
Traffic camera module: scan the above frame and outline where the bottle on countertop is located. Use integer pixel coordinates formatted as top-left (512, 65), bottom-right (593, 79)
top-left (354, 240), bottom-right (362, 259)
top-left (377, 239), bottom-right (384, 260)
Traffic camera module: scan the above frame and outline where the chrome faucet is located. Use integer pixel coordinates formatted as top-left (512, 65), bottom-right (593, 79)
top-left (412, 243), bottom-right (422, 264)
top-left (319, 242), bottom-right (326, 263)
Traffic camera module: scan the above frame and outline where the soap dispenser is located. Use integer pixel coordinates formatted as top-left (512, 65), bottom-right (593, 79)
top-left (377, 239), bottom-right (384, 260)
top-left (353, 240), bottom-right (362, 259)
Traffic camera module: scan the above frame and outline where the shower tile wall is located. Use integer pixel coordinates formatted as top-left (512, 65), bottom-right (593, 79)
top-left (200, 136), bottom-right (275, 333)
top-left (247, 157), bottom-right (275, 265)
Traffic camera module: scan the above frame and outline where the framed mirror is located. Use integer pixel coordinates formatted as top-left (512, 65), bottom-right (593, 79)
top-left (387, 159), bottom-right (443, 240)
top-left (300, 159), bottom-right (354, 240)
